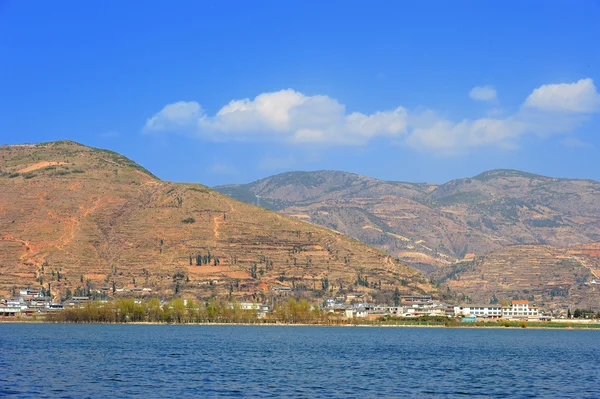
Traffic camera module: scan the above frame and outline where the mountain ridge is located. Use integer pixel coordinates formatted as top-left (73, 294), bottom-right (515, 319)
top-left (0, 141), bottom-right (432, 302)
top-left (215, 169), bottom-right (600, 271)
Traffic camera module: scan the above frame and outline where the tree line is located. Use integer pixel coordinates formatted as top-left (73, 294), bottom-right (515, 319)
top-left (46, 297), bottom-right (338, 324)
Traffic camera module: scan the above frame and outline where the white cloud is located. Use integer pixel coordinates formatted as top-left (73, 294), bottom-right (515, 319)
top-left (524, 78), bottom-right (600, 113)
top-left (404, 79), bottom-right (599, 154)
top-left (145, 79), bottom-right (598, 155)
top-left (146, 101), bottom-right (204, 131)
top-left (469, 86), bottom-right (497, 102)
top-left (145, 89), bottom-right (408, 145)
top-left (405, 113), bottom-right (526, 155)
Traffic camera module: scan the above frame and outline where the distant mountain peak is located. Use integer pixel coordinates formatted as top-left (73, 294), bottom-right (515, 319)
top-left (472, 169), bottom-right (549, 181)
top-left (1, 140), bottom-right (158, 180)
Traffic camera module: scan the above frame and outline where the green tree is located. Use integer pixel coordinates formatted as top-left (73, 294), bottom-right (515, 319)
top-left (170, 298), bottom-right (186, 323)
top-left (393, 288), bottom-right (401, 307)
top-left (148, 298), bottom-right (163, 322)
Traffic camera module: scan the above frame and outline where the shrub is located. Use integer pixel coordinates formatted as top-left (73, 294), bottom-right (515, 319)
top-left (520, 321), bottom-right (527, 328)
top-left (181, 217), bottom-right (196, 224)
top-left (188, 187), bottom-right (209, 193)
top-left (50, 170), bottom-right (70, 176)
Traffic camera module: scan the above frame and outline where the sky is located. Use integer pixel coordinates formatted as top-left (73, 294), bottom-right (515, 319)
top-left (0, 1), bottom-right (599, 186)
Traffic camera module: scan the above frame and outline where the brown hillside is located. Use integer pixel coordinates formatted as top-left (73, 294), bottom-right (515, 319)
top-left (216, 170), bottom-right (600, 272)
top-left (432, 244), bottom-right (600, 313)
top-left (0, 141), bottom-right (432, 301)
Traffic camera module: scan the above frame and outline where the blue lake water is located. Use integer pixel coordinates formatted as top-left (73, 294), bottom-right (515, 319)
top-left (1, 324), bottom-right (599, 398)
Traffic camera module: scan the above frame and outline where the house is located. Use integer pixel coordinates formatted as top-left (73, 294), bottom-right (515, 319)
top-left (19, 289), bottom-right (43, 298)
top-left (371, 305), bottom-right (403, 315)
top-left (345, 292), bottom-right (364, 303)
top-left (28, 297), bottom-right (51, 309)
top-left (0, 306), bottom-right (21, 316)
top-left (404, 305), bottom-right (446, 317)
top-left (454, 305), bottom-right (503, 319)
top-left (272, 286), bottom-right (292, 296)
top-left (344, 306), bottom-right (368, 318)
top-left (401, 295), bottom-right (432, 305)
top-left (323, 298), bottom-right (337, 308)
top-left (502, 300), bottom-right (539, 320)
top-left (7, 298), bottom-right (27, 310)
top-left (229, 302), bottom-right (270, 318)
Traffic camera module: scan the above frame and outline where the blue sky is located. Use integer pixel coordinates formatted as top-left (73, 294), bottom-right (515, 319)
top-left (1, 1), bottom-right (599, 186)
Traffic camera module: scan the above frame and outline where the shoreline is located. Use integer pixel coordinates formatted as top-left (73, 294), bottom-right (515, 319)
top-left (2, 319), bottom-right (600, 330)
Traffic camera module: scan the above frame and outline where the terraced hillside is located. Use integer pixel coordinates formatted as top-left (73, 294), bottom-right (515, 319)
top-left (432, 243), bottom-right (600, 312)
top-left (216, 170), bottom-right (600, 272)
top-left (0, 141), bottom-right (432, 302)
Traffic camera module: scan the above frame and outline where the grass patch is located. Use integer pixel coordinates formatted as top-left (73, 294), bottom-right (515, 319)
top-left (188, 187), bottom-right (209, 193)
top-left (50, 170), bottom-right (71, 176)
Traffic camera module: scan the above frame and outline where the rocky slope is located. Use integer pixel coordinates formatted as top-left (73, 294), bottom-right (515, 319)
top-left (0, 142), bottom-right (432, 301)
top-left (216, 170), bottom-right (600, 272)
top-left (431, 243), bottom-right (600, 313)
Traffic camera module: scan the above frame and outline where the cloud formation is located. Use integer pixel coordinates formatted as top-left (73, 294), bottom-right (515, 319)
top-left (145, 89), bottom-right (407, 145)
top-left (469, 86), bottom-right (497, 102)
top-left (145, 78), bottom-right (599, 155)
top-left (524, 78), bottom-right (600, 113)
top-left (405, 78), bottom-right (599, 154)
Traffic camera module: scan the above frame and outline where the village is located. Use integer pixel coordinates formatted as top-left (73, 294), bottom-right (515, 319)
top-left (3, 286), bottom-right (592, 323)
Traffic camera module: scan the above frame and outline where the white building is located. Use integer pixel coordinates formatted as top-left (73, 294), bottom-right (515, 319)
top-left (502, 300), bottom-right (539, 319)
top-left (454, 304), bottom-right (503, 319)
top-left (7, 298), bottom-right (28, 311)
top-left (232, 302), bottom-right (270, 318)
top-left (344, 307), bottom-right (368, 318)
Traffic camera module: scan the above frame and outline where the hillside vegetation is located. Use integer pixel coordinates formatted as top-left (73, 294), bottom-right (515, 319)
top-left (0, 141), bottom-right (432, 302)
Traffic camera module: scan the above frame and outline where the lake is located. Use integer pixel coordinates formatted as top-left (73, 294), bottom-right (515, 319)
top-left (1, 324), bottom-right (599, 398)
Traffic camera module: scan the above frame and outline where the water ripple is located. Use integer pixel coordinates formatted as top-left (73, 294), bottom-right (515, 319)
top-left (1, 325), bottom-right (599, 398)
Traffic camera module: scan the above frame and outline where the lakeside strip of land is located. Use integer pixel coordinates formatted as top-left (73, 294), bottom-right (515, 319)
top-left (3, 318), bottom-right (600, 330)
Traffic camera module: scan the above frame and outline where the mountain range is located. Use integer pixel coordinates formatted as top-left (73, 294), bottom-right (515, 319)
top-left (0, 141), bottom-right (430, 302)
top-left (2, 141), bottom-right (598, 311)
top-left (216, 170), bottom-right (600, 311)
top-left (216, 170), bottom-right (600, 272)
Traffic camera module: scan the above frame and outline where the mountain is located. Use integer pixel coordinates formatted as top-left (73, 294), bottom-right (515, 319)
top-left (0, 142), bottom-right (432, 301)
top-left (431, 243), bottom-right (600, 313)
top-left (216, 170), bottom-right (600, 272)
